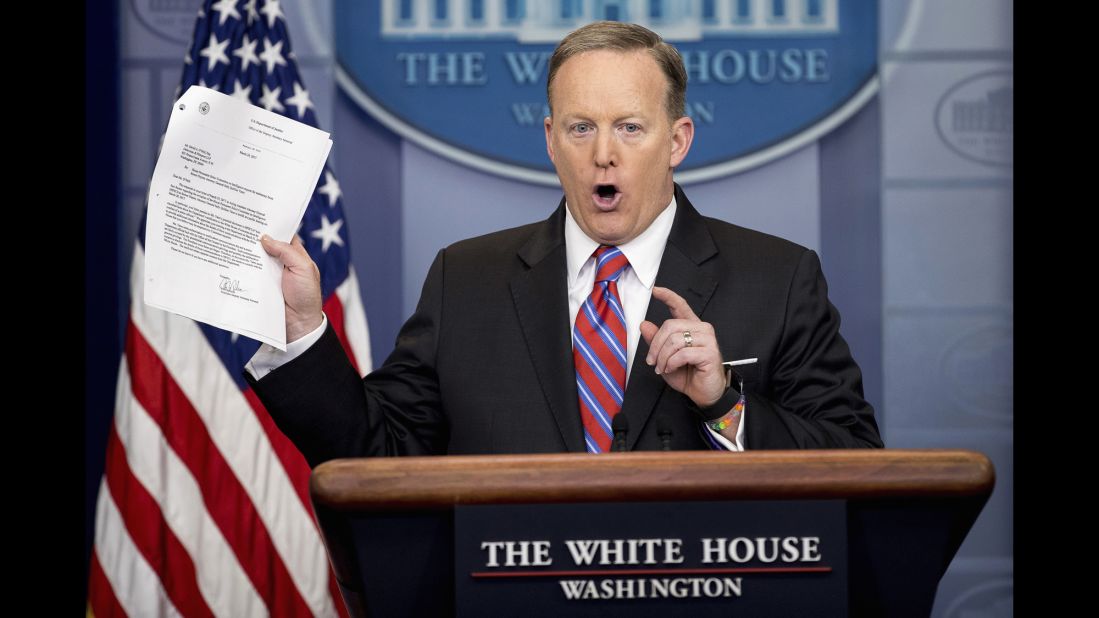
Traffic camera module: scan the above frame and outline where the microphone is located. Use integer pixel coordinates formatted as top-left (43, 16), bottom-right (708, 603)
top-left (657, 415), bottom-right (673, 451)
top-left (612, 413), bottom-right (629, 452)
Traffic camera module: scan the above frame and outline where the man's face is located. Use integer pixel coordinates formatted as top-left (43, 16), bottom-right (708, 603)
top-left (545, 49), bottom-right (694, 246)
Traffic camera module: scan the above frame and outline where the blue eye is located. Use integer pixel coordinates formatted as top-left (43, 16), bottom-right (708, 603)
top-left (623, 123), bottom-right (640, 133)
top-left (573, 123), bottom-right (591, 134)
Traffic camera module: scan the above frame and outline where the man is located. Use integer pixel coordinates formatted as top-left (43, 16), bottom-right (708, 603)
top-left (244, 22), bottom-right (882, 467)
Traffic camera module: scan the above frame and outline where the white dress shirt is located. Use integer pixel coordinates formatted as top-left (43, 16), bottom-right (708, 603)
top-left (247, 196), bottom-right (745, 450)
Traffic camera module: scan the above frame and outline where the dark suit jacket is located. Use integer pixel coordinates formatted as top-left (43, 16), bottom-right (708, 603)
top-left (246, 185), bottom-right (882, 466)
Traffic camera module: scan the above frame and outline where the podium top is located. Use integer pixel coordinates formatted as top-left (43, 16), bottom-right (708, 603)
top-left (311, 449), bottom-right (994, 511)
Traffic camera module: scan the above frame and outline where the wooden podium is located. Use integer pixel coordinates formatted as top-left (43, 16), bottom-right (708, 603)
top-left (310, 449), bottom-right (993, 617)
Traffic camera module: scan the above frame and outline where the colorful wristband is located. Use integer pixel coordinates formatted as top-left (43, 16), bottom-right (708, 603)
top-left (706, 395), bottom-right (745, 432)
top-left (700, 372), bottom-right (745, 431)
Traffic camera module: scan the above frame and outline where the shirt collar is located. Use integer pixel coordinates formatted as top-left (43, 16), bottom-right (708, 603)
top-left (564, 195), bottom-right (677, 289)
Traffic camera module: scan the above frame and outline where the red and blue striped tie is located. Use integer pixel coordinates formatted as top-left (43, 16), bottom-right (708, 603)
top-left (574, 245), bottom-right (630, 453)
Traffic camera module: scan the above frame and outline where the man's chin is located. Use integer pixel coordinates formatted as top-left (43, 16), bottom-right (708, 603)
top-left (585, 220), bottom-right (637, 246)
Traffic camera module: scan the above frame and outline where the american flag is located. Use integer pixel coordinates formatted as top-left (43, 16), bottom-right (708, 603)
top-left (88, 1), bottom-right (370, 616)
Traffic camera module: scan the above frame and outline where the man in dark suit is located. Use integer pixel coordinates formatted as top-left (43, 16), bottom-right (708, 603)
top-left (245, 22), bottom-right (882, 466)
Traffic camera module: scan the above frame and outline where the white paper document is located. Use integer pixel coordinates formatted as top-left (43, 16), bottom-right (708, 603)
top-left (144, 85), bottom-right (332, 350)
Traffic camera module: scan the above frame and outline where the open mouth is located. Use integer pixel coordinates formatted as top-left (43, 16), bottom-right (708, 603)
top-left (593, 184), bottom-right (621, 209)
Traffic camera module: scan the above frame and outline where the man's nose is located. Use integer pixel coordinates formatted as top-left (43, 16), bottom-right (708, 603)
top-left (593, 130), bottom-right (617, 168)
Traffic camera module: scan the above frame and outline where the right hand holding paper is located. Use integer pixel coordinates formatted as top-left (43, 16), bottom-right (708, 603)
top-left (142, 85), bottom-right (332, 350)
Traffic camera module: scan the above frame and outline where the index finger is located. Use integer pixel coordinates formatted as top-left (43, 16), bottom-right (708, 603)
top-left (651, 286), bottom-right (699, 321)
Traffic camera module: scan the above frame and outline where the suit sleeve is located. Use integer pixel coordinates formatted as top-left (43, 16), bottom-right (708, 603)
top-left (243, 250), bottom-right (450, 466)
top-left (743, 249), bottom-right (883, 449)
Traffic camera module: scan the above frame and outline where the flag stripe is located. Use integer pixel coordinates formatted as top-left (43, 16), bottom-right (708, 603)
top-left (104, 422), bottom-right (216, 618)
top-left (241, 387), bottom-right (313, 512)
top-left (130, 247), bottom-right (336, 617)
top-left (115, 362), bottom-right (267, 616)
top-left (87, 550), bottom-right (127, 618)
top-left (242, 388), bottom-right (351, 618)
top-left (93, 478), bottom-right (183, 618)
top-left (323, 293), bottom-right (357, 372)
top-left (241, 388), bottom-right (351, 618)
top-left (125, 317), bottom-right (317, 617)
top-left (338, 266), bottom-right (373, 377)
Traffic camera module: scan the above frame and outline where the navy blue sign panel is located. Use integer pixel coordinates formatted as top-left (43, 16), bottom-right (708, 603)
top-left (454, 500), bottom-right (847, 616)
top-left (336, 0), bottom-right (878, 184)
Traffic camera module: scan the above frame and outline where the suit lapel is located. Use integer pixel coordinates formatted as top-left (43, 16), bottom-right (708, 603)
top-left (621, 186), bottom-right (719, 450)
top-left (509, 202), bottom-right (586, 453)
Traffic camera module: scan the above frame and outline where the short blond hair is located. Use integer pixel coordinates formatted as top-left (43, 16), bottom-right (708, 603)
top-left (546, 21), bottom-right (688, 122)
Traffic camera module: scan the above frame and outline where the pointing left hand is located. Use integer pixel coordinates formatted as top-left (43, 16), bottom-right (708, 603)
top-left (640, 286), bottom-right (726, 408)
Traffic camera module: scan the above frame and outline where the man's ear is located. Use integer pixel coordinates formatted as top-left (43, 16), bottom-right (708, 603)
top-left (669, 116), bottom-right (695, 168)
top-left (544, 115), bottom-right (556, 164)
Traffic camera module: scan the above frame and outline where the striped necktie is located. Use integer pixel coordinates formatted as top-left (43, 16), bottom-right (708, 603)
top-left (573, 245), bottom-right (630, 453)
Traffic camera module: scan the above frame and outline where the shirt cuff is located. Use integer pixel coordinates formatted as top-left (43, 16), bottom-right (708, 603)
top-left (244, 314), bottom-right (328, 380)
top-left (704, 405), bottom-right (746, 451)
